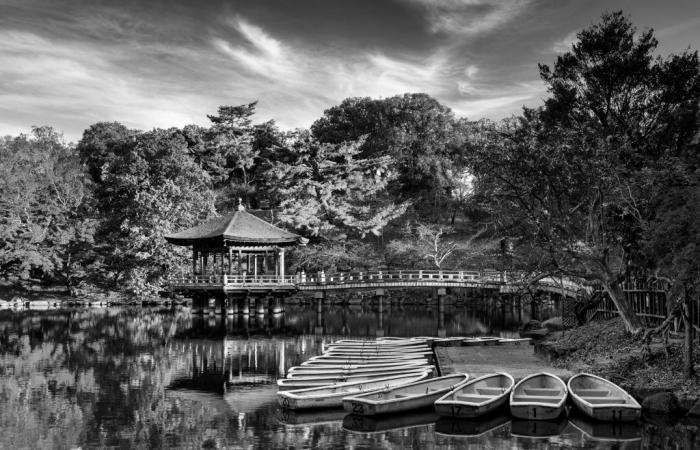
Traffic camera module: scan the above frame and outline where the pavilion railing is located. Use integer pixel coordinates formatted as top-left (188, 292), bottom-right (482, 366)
top-left (169, 274), bottom-right (297, 286)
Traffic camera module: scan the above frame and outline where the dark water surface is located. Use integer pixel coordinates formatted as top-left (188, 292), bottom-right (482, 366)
top-left (0, 303), bottom-right (692, 449)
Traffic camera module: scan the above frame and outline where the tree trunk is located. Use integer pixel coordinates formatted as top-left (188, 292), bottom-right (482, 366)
top-left (603, 282), bottom-right (644, 334)
top-left (683, 300), bottom-right (695, 379)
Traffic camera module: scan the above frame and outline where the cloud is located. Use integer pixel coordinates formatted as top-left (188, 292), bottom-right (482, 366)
top-left (405, 0), bottom-right (531, 35)
top-left (552, 31), bottom-right (578, 53)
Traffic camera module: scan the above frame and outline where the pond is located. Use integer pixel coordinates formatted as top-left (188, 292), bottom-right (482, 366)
top-left (0, 301), bottom-right (693, 449)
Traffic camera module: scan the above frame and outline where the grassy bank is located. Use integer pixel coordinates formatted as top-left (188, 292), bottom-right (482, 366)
top-left (538, 317), bottom-right (700, 413)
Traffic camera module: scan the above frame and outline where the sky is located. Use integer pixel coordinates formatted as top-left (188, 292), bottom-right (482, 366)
top-left (1, 0), bottom-right (700, 143)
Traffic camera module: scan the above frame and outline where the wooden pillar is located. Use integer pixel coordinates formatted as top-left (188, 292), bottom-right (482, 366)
top-left (437, 288), bottom-right (447, 338)
top-left (279, 248), bottom-right (285, 279)
top-left (255, 296), bottom-right (265, 315)
top-left (228, 248), bottom-right (233, 275)
top-left (254, 254), bottom-right (258, 279)
top-left (202, 252), bottom-right (208, 274)
top-left (238, 296), bottom-right (249, 315)
top-left (238, 250), bottom-right (243, 276)
top-left (192, 249), bottom-right (197, 274)
top-left (226, 296), bottom-right (237, 315)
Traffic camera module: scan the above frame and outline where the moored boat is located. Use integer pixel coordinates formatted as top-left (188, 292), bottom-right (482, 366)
top-left (342, 373), bottom-right (469, 416)
top-left (277, 371), bottom-right (431, 410)
top-left (288, 363), bottom-right (431, 378)
top-left (568, 373), bottom-right (641, 421)
top-left (434, 372), bottom-right (514, 418)
top-left (304, 356), bottom-right (429, 365)
top-left (299, 359), bottom-right (428, 369)
top-left (278, 366), bottom-right (436, 391)
top-left (510, 372), bottom-right (567, 420)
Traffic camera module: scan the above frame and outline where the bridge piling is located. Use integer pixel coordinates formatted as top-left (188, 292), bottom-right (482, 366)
top-left (238, 296), bottom-right (250, 315)
top-left (226, 296), bottom-right (238, 315)
top-left (255, 296), bottom-right (265, 315)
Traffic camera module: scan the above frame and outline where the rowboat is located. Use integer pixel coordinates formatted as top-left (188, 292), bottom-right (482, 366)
top-left (304, 356), bottom-right (429, 365)
top-left (434, 414), bottom-right (511, 437)
top-left (278, 367), bottom-right (436, 391)
top-left (299, 360), bottom-right (428, 369)
top-left (342, 373), bottom-right (469, 416)
top-left (568, 373), bottom-right (641, 421)
top-left (325, 341), bottom-right (430, 349)
top-left (329, 339), bottom-right (426, 347)
top-left (288, 363), bottom-right (431, 377)
top-left (277, 408), bottom-right (347, 427)
top-left (323, 348), bottom-right (432, 356)
top-left (434, 372), bottom-right (514, 418)
top-left (277, 371), bottom-right (431, 410)
top-left (510, 372), bottom-right (567, 420)
top-left (342, 410), bottom-right (440, 433)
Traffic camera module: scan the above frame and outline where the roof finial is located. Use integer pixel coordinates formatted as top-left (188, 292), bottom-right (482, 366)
top-left (237, 197), bottom-right (245, 211)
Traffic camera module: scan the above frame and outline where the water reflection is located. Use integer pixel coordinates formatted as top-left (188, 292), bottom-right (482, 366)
top-left (0, 305), bottom-right (695, 449)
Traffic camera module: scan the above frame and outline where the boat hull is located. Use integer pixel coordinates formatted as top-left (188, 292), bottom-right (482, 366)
top-left (434, 373), bottom-right (514, 419)
top-left (568, 373), bottom-right (641, 422)
top-left (510, 372), bottom-right (568, 421)
top-left (510, 403), bottom-right (564, 420)
top-left (342, 374), bottom-right (469, 416)
top-left (278, 368), bottom-right (435, 391)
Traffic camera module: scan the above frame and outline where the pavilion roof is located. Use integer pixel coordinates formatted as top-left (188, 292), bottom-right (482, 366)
top-left (165, 209), bottom-right (307, 247)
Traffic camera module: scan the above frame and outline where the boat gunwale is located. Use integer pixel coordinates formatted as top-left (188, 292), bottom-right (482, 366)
top-left (567, 372), bottom-right (641, 410)
top-left (509, 372), bottom-right (568, 409)
top-left (342, 373), bottom-right (470, 406)
top-left (434, 372), bottom-right (514, 407)
top-left (278, 371), bottom-right (432, 399)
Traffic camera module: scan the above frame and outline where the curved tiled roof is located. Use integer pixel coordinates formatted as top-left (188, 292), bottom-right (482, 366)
top-left (165, 210), bottom-right (307, 246)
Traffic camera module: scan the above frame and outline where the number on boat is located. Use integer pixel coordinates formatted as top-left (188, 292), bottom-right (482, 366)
top-left (282, 398), bottom-right (290, 409)
top-left (450, 405), bottom-right (462, 416)
top-left (352, 402), bottom-right (364, 414)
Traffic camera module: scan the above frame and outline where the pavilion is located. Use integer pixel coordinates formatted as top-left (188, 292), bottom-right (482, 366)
top-left (165, 203), bottom-right (307, 293)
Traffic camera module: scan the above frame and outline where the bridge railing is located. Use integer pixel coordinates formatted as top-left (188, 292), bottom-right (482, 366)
top-left (297, 269), bottom-right (504, 285)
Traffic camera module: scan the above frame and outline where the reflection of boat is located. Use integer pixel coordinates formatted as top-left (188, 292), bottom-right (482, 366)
top-left (224, 383), bottom-right (278, 414)
top-left (342, 373), bottom-right (469, 416)
top-left (342, 409), bottom-right (439, 434)
top-left (166, 388), bottom-right (232, 416)
top-left (278, 372), bottom-right (431, 410)
top-left (276, 408), bottom-right (347, 427)
top-left (434, 373), bottom-right (514, 418)
top-left (568, 373), bottom-right (641, 421)
top-left (511, 415), bottom-right (569, 438)
top-left (510, 372), bottom-right (567, 420)
top-left (568, 412), bottom-right (642, 443)
top-left (278, 367), bottom-right (435, 391)
top-left (434, 413), bottom-right (511, 437)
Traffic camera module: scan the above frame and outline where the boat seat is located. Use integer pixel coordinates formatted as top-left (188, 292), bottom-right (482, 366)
top-left (581, 396), bottom-right (628, 404)
top-left (476, 387), bottom-right (505, 395)
top-left (455, 394), bottom-right (491, 403)
top-left (575, 389), bottom-right (610, 397)
top-left (512, 395), bottom-right (561, 404)
top-left (523, 388), bottom-right (561, 396)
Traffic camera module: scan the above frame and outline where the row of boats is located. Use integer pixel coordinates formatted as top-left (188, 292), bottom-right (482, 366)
top-left (276, 338), bottom-right (642, 423)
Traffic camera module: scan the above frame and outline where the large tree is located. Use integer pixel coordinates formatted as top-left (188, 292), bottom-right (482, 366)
top-left (469, 12), bottom-right (700, 333)
top-left (0, 127), bottom-right (94, 294)
top-left (266, 130), bottom-right (409, 239)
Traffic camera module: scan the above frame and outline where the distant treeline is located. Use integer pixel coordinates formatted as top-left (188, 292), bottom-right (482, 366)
top-left (1, 12), bottom-right (700, 340)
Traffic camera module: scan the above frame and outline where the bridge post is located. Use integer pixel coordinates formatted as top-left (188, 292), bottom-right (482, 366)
top-left (437, 288), bottom-right (447, 338)
top-left (192, 293), bottom-right (206, 315)
top-left (238, 296), bottom-right (250, 315)
top-left (226, 296), bottom-right (238, 315)
top-left (255, 296), bottom-right (265, 315)
top-left (314, 292), bottom-right (324, 336)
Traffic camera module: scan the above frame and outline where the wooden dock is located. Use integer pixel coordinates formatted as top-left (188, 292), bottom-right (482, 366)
top-left (434, 341), bottom-right (573, 382)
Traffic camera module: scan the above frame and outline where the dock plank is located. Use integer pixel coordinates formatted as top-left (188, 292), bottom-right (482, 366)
top-left (434, 345), bottom-right (572, 382)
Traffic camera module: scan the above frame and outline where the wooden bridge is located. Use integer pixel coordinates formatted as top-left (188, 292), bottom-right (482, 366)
top-left (167, 269), bottom-right (585, 298)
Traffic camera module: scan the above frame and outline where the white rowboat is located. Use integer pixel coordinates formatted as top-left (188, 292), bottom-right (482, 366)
top-left (434, 372), bottom-right (514, 418)
top-left (278, 367), bottom-right (436, 391)
top-left (342, 373), bottom-right (469, 416)
top-left (277, 371), bottom-right (431, 410)
top-left (568, 373), bottom-right (641, 422)
top-left (287, 363), bottom-right (432, 378)
top-left (510, 372), bottom-right (567, 420)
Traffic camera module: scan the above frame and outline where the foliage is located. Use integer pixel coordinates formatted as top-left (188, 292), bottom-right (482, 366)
top-left (91, 128), bottom-right (216, 296)
top-left (287, 240), bottom-right (383, 274)
top-left (267, 130), bottom-right (410, 238)
top-left (311, 93), bottom-right (468, 220)
top-left (0, 127), bottom-right (94, 293)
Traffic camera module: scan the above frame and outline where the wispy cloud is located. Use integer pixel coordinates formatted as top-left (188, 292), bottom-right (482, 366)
top-left (405, 0), bottom-right (531, 35)
top-left (552, 31), bottom-right (578, 53)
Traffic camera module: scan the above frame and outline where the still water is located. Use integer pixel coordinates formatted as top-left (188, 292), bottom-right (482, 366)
top-left (0, 301), bottom-right (691, 449)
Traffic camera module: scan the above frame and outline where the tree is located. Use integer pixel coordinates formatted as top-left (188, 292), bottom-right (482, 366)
top-left (266, 130), bottom-right (409, 239)
top-left (469, 12), bottom-right (700, 333)
top-left (0, 127), bottom-right (94, 293)
top-left (312, 94), bottom-right (467, 220)
top-left (76, 122), bottom-right (135, 183)
top-left (93, 128), bottom-right (215, 296)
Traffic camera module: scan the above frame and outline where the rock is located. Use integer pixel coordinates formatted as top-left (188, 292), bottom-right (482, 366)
top-left (642, 392), bottom-right (681, 415)
top-left (521, 328), bottom-right (550, 339)
top-left (542, 316), bottom-right (563, 331)
top-left (521, 320), bottom-right (542, 331)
